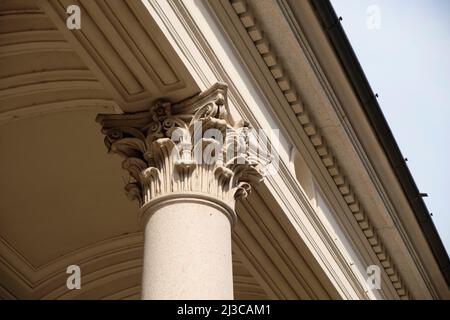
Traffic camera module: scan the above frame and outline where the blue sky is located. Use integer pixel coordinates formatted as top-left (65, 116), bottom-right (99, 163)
top-left (331, 0), bottom-right (450, 252)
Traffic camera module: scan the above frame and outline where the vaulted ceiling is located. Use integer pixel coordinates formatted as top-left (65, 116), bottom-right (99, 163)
top-left (0, 0), bottom-right (267, 300)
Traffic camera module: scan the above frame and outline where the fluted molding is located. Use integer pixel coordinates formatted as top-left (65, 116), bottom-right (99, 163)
top-left (97, 83), bottom-right (266, 224)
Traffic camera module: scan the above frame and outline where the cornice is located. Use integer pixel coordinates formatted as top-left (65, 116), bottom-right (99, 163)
top-left (162, 0), bottom-right (373, 299)
top-left (305, 0), bottom-right (447, 297)
top-left (226, 0), bottom-right (410, 299)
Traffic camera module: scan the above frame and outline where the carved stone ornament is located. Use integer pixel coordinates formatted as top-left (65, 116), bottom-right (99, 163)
top-left (96, 83), bottom-right (267, 223)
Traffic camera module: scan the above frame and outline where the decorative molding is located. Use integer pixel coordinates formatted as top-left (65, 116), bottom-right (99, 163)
top-left (97, 82), bottom-right (266, 224)
top-left (37, 0), bottom-right (199, 112)
top-left (0, 232), bottom-right (144, 299)
top-left (280, 0), bottom-right (441, 297)
top-left (232, 252), bottom-right (269, 299)
top-left (0, 232), bottom-right (268, 300)
top-left (162, 0), bottom-right (369, 299)
top-left (0, 1), bottom-right (115, 123)
top-left (0, 99), bottom-right (120, 125)
top-left (228, 0), bottom-right (410, 299)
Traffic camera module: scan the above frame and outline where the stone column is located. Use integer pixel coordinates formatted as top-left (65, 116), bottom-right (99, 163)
top-left (97, 83), bottom-right (265, 300)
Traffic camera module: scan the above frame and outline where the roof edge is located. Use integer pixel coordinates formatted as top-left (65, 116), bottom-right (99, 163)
top-left (309, 0), bottom-right (450, 288)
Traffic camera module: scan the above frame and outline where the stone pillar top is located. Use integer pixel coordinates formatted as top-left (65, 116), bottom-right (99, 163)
top-left (96, 83), bottom-right (268, 226)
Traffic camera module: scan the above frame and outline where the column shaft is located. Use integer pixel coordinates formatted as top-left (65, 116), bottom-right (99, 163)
top-left (141, 197), bottom-right (234, 300)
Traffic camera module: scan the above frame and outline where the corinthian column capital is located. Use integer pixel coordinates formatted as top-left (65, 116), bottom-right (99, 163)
top-left (96, 83), bottom-right (266, 225)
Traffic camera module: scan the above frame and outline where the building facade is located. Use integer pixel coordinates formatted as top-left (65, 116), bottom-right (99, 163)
top-left (0, 0), bottom-right (448, 299)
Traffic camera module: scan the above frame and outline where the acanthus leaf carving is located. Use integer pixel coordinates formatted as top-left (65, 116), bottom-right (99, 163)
top-left (96, 83), bottom-right (268, 212)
